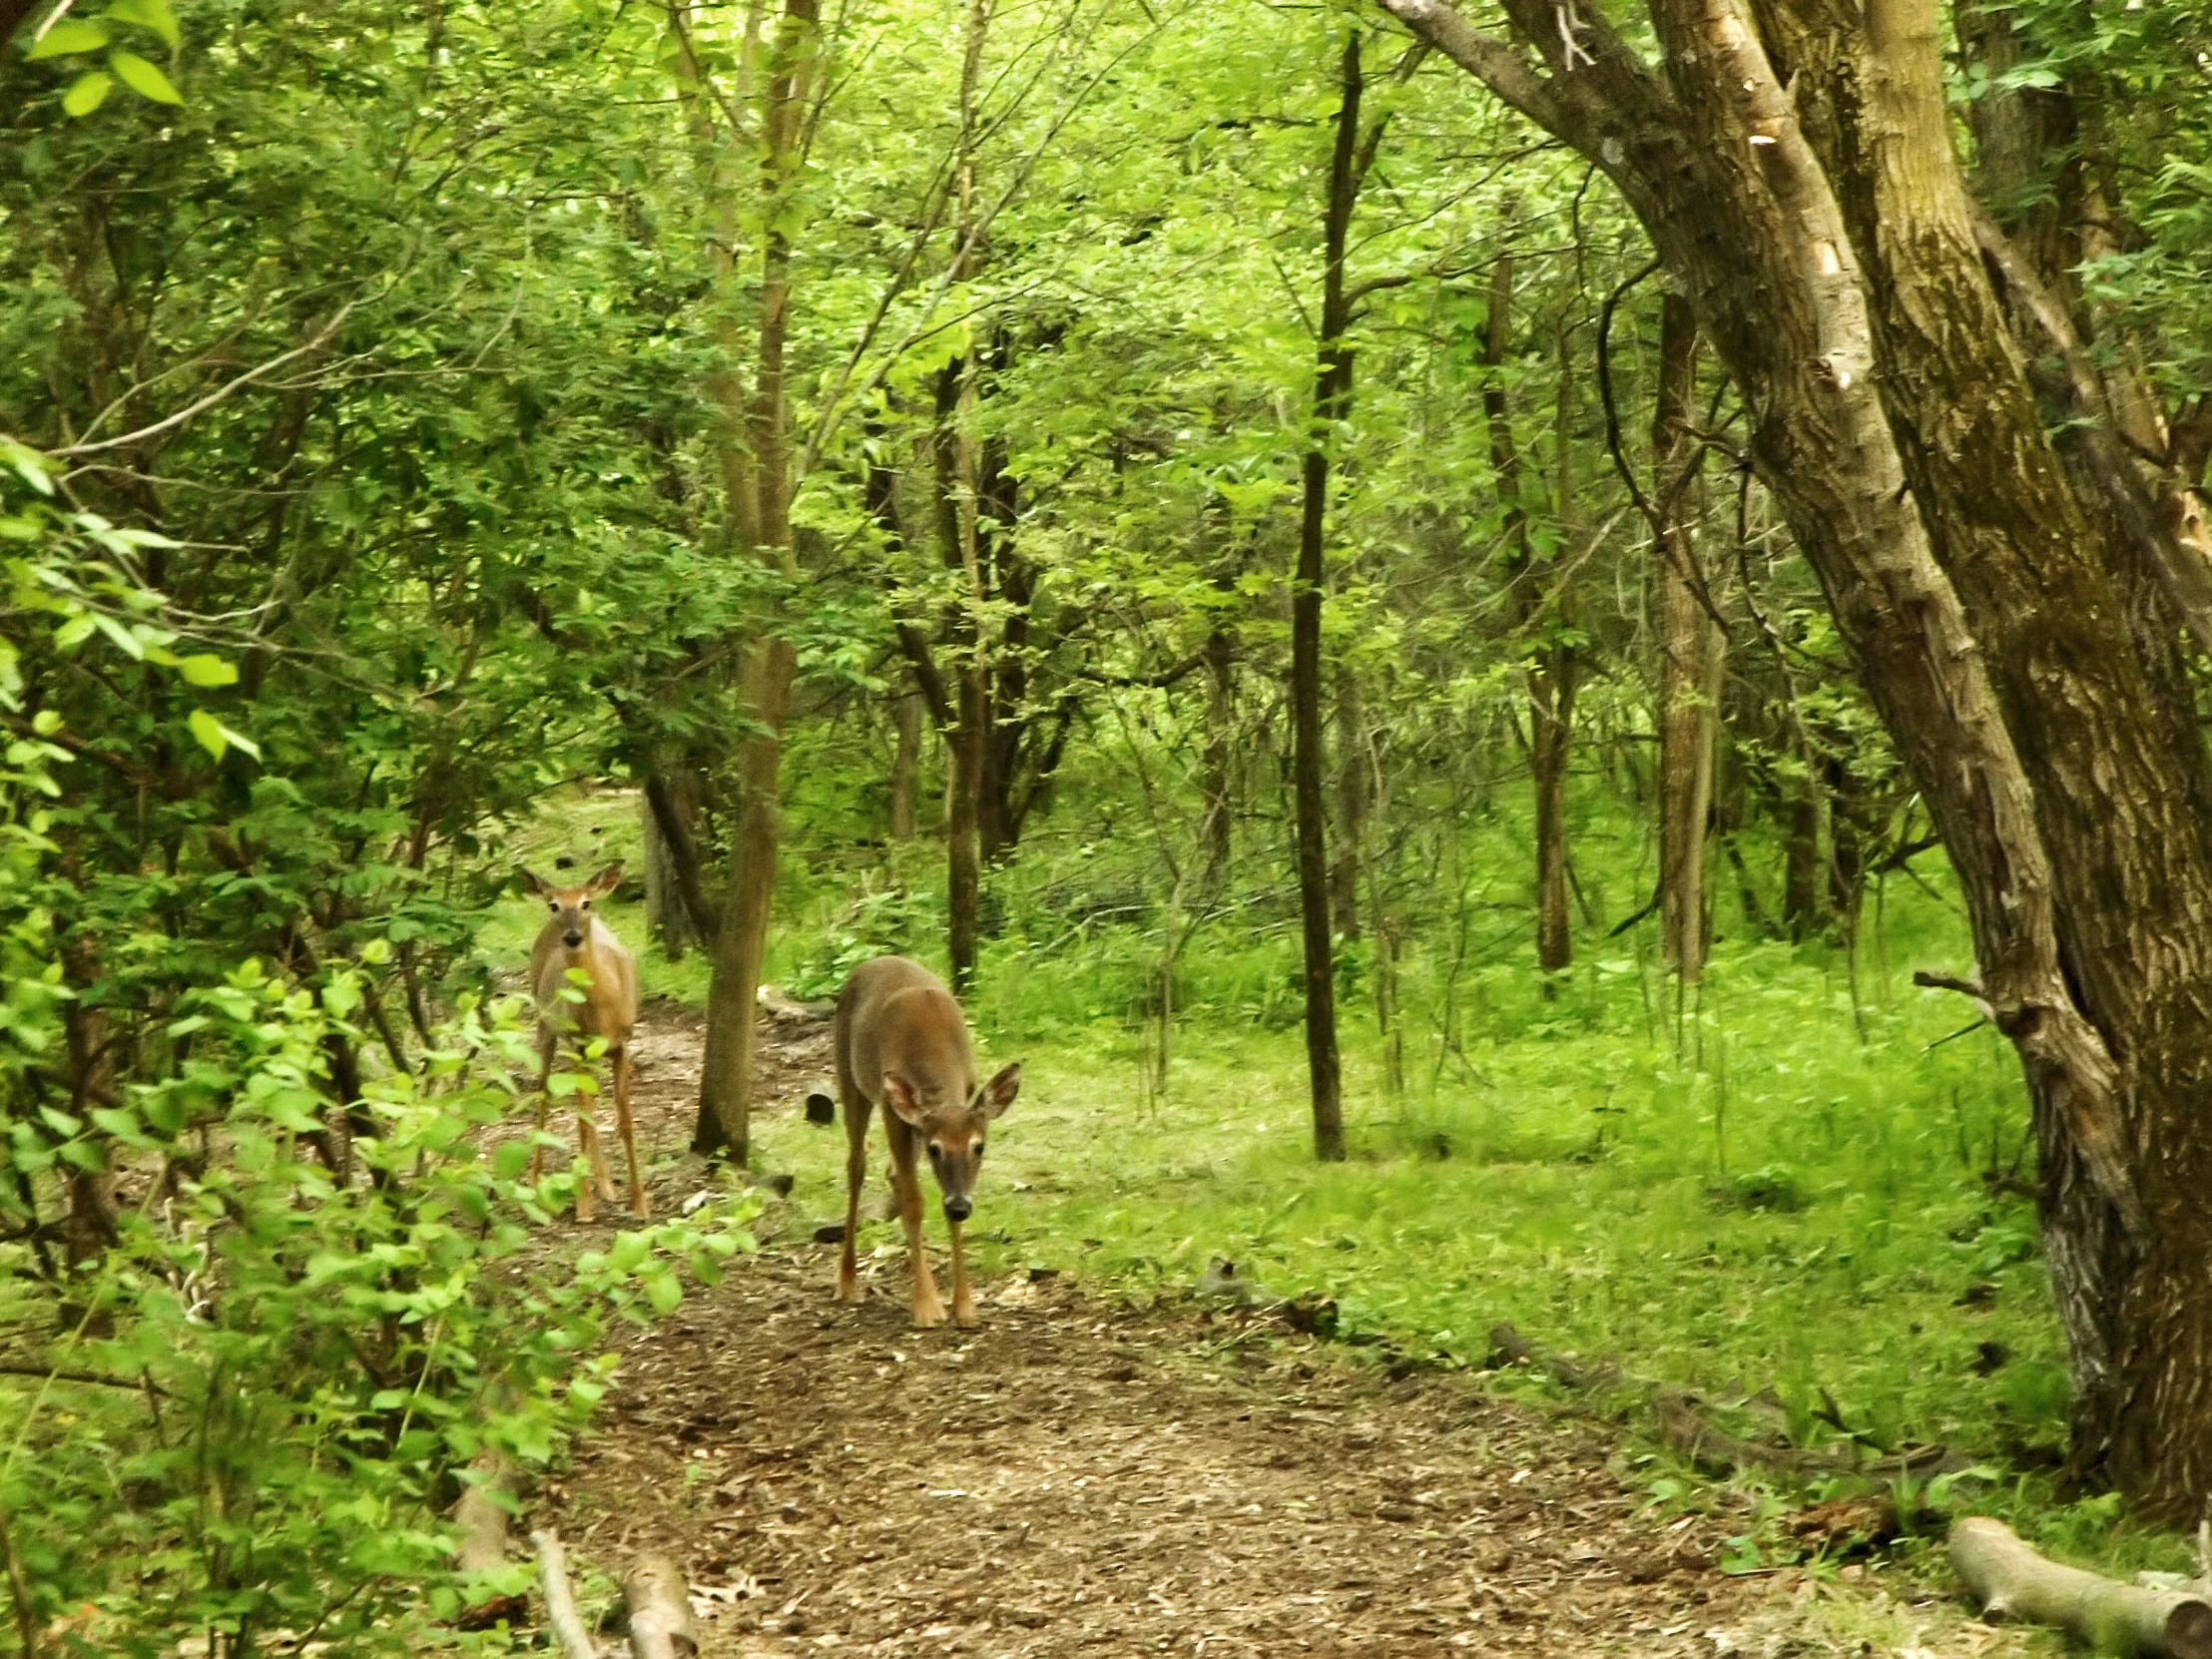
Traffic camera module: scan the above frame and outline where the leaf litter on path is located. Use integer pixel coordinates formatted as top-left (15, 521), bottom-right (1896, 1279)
top-left (516, 1001), bottom-right (2043, 1659)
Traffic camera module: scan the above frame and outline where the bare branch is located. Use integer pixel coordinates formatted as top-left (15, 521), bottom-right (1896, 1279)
top-left (51, 303), bottom-right (363, 460)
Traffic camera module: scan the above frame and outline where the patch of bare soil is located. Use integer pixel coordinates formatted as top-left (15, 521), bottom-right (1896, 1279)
top-left (521, 1004), bottom-right (1912, 1658)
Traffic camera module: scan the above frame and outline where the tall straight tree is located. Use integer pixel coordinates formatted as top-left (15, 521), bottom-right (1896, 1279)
top-left (1380, 0), bottom-right (2212, 1518)
top-left (1292, 27), bottom-right (1380, 1164)
top-left (673, 0), bottom-right (822, 1163)
top-left (1651, 292), bottom-right (1718, 981)
top-left (1477, 240), bottom-right (1575, 994)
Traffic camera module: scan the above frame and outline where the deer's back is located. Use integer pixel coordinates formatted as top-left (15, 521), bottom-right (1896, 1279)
top-left (835, 955), bottom-right (973, 1100)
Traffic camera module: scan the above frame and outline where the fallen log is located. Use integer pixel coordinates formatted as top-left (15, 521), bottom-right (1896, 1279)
top-left (1950, 1515), bottom-right (2212, 1658)
top-left (531, 1529), bottom-right (601, 1659)
top-left (622, 1553), bottom-right (701, 1658)
top-left (1487, 1321), bottom-right (1969, 1486)
top-left (1487, 1321), bottom-right (1621, 1393)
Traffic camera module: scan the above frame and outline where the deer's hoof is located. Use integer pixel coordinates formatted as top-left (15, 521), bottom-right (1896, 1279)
top-left (952, 1304), bottom-right (979, 1330)
top-left (912, 1302), bottom-right (946, 1330)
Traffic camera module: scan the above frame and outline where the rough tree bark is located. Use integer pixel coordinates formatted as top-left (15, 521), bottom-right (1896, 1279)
top-left (1376, 0), bottom-right (2212, 1518)
top-left (1652, 292), bottom-right (1718, 979)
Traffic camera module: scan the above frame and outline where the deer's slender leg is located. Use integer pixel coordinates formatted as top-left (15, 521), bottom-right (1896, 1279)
top-left (836, 1086), bottom-right (870, 1303)
top-left (582, 1050), bottom-right (619, 1209)
top-left (530, 1027), bottom-right (556, 1183)
top-left (613, 1045), bottom-right (647, 1219)
top-left (949, 1219), bottom-right (976, 1328)
top-left (573, 1102), bottom-right (598, 1225)
top-left (884, 1114), bottom-right (944, 1328)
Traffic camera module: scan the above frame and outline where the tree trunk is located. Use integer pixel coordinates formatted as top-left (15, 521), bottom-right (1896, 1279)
top-left (1293, 30), bottom-right (1371, 1165)
top-left (1200, 602), bottom-right (1236, 894)
top-left (888, 688), bottom-right (922, 840)
top-left (945, 665), bottom-right (984, 993)
top-left (1329, 666), bottom-right (1368, 942)
top-left (695, 641), bottom-right (798, 1161)
top-left (1652, 292), bottom-right (1717, 979)
top-left (1781, 777), bottom-right (1821, 941)
top-left (641, 775), bottom-right (703, 960)
top-left (1383, 0), bottom-right (2212, 1517)
top-left (690, 0), bottom-right (819, 1162)
top-left (1528, 659), bottom-right (1574, 990)
top-left (1477, 231), bottom-right (1576, 993)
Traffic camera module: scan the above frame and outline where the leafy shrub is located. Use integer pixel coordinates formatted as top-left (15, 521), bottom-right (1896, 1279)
top-left (0, 959), bottom-right (756, 1656)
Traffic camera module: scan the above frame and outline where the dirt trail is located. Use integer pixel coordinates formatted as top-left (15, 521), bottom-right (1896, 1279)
top-left (531, 1004), bottom-right (1994, 1658)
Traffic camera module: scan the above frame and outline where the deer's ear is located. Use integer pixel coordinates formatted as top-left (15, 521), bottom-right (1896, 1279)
top-left (518, 868), bottom-right (549, 897)
top-left (588, 861), bottom-right (625, 896)
top-left (881, 1074), bottom-right (926, 1126)
top-left (978, 1062), bottom-right (1022, 1120)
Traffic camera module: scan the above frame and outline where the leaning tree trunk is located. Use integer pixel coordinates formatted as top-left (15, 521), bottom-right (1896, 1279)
top-left (1380, 0), bottom-right (2212, 1518)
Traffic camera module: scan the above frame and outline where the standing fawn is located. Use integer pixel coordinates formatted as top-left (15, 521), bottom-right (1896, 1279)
top-left (833, 955), bottom-right (1020, 1328)
top-left (521, 863), bottom-right (647, 1222)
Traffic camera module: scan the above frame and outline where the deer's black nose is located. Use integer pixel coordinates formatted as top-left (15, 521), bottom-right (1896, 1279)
top-left (563, 931), bottom-right (584, 948)
top-left (943, 1195), bottom-right (972, 1224)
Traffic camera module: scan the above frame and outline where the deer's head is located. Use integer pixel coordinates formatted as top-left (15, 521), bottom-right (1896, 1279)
top-left (883, 1063), bottom-right (1021, 1224)
top-left (520, 862), bottom-right (623, 951)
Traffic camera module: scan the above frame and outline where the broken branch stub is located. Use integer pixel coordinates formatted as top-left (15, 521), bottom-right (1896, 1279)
top-left (1950, 1516), bottom-right (2212, 1658)
top-left (622, 1553), bottom-right (701, 1659)
top-left (450, 1450), bottom-right (527, 1629)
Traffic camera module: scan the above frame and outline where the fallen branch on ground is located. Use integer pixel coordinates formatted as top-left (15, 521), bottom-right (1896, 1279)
top-left (1950, 1516), bottom-right (2212, 1658)
top-left (1488, 1321), bottom-right (1971, 1483)
top-left (532, 1529), bottom-right (601, 1659)
top-left (622, 1553), bottom-right (700, 1658)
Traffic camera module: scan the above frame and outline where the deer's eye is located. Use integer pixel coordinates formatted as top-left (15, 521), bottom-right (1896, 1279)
top-left (580, 899), bottom-right (592, 909)
top-left (547, 901), bottom-right (558, 911)
top-left (974, 1143), bottom-right (985, 1163)
top-left (927, 1142), bottom-right (943, 1158)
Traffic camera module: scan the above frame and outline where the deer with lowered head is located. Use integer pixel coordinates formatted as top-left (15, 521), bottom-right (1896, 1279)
top-left (520, 862), bottom-right (646, 1222)
top-left (833, 955), bottom-right (1020, 1328)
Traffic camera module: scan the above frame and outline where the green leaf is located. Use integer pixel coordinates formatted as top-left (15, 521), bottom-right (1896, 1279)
top-left (179, 654), bottom-right (239, 687)
top-left (644, 1273), bottom-right (683, 1316)
top-left (0, 438), bottom-right (54, 494)
top-left (92, 612), bottom-right (146, 659)
top-left (26, 19), bottom-right (110, 57)
top-left (103, 0), bottom-right (179, 48)
top-left (188, 709), bottom-right (261, 762)
top-left (61, 70), bottom-right (113, 116)
top-left (188, 708), bottom-right (229, 759)
top-left (107, 48), bottom-right (180, 102)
